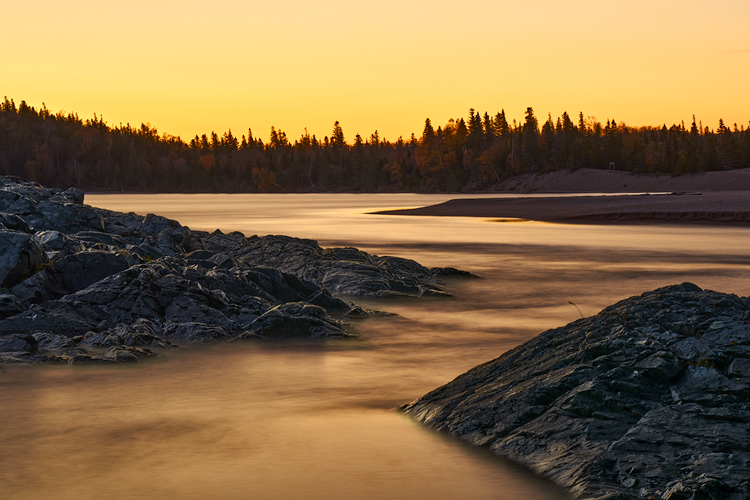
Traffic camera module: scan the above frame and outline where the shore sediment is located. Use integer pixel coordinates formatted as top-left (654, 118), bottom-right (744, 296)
top-left (375, 191), bottom-right (750, 225)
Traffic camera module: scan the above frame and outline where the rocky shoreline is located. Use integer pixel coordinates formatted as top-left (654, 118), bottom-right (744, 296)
top-left (0, 177), bottom-right (469, 363)
top-left (402, 283), bottom-right (750, 500)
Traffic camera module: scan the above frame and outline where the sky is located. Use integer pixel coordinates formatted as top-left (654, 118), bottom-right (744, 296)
top-left (3, 0), bottom-right (749, 143)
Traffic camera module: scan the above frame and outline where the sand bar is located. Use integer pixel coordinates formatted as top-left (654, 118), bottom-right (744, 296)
top-left (374, 191), bottom-right (750, 225)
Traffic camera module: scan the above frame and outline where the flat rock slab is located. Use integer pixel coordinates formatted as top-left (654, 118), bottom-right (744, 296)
top-left (402, 283), bottom-right (750, 500)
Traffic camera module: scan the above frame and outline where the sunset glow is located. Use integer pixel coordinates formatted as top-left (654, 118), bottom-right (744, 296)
top-left (4, 0), bottom-right (750, 142)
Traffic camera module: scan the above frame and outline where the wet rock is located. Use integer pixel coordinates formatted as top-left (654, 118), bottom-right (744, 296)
top-left (0, 177), bottom-right (466, 363)
top-left (0, 255), bottom-right (356, 353)
top-left (81, 319), bottom-right (174, 349)
top-left (243, 302), bottom-right (352, 339)
top-left (201, 231), bottom-right (456, 298)
top-left (101, 345), bottom-right (157, 362)
top-left (402, 283), bottom-right (750, 500)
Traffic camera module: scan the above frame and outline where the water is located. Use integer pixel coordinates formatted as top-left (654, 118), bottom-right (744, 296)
top-left (3, 193), bottom-right (750, 500)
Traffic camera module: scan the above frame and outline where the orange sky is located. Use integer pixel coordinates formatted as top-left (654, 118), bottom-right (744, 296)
top-left (3, 0), bottom-right (749, 143)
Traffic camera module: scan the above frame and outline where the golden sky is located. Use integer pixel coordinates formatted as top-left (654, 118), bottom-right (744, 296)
top-left (3, 0), bottom-right (749, 142)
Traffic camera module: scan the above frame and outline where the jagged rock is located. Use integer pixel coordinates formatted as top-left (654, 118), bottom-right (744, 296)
top-left (0, 213), bottom-right (31, 232)
top-left (0, 180), bottom-right (104, 233)
top-left (0, 293), bottom-right (29, 320)
top-left (81, 319), bottom-right (174, 349)
top-left (402, 283), bottom-right (750, 500)
top-left (12, 250), bottom-right (130, 304)
top-left (0, 229), bottom-right (47, 288)
top-left (242, 302), bottom-right (352, 339)
top-left (36, 230), bottom-right (86, 255)
top-left (61, 187), bottom-right (85, 204)
top-left (0, 255), bottom-right (355, 351)
top-left (201, 231), bottom-right (458, 298)
top-left (100, 345), bottom-right (157, 362)
top-left (0, 177), bottom-right (466, 363)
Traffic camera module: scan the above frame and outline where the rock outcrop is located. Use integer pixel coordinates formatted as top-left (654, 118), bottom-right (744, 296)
top-left (0, 177), bottom-right (463, 364)
top-left (402, 283), bottom-right (750, 500)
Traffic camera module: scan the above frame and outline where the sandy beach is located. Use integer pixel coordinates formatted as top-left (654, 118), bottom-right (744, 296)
top-left (376, 192), bottom-right (750, 225)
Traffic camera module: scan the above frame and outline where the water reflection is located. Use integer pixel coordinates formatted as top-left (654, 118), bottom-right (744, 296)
top-left (5, 193), bottom-right (750, 500)
top-left (1, 344), bottom-right (570, 500)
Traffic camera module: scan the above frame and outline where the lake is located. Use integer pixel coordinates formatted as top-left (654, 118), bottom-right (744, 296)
top-left (3, 193), bottom-right (750, 500)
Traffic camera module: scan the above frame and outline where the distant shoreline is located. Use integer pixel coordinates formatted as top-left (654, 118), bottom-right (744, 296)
top-left (492, 167), bottom-right (750, 194)
top-left (373, 191), bottom-right (750, 226)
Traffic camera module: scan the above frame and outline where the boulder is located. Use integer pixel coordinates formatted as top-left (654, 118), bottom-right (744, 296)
top-left (402, 283), bottom-right (750, 500)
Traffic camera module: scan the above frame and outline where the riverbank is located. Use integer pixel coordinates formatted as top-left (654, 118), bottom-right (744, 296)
top-left (495, 167), bottom-right (750, 193)
top-left (375, 191), bottom-right (750, 225)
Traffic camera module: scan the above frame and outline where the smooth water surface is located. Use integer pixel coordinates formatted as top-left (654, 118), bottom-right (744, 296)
top-left (3, 193), bottom-right (750, 500)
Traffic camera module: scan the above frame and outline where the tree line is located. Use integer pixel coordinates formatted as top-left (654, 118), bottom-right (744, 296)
top-left (1, 97), bottom-right (749, 193)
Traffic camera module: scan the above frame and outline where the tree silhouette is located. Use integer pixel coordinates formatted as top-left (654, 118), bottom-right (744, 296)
top-left (0, 96), bottom-right (748, 193)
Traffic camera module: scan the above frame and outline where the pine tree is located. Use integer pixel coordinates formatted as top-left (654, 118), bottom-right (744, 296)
top-left (331, 121), bottom-right (345, 147)
top-left (522, 107), bottom-right (541, 170)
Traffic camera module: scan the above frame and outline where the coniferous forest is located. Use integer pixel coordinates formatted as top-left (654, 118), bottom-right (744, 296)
top-left (1, 97), bottom-right (749, 193)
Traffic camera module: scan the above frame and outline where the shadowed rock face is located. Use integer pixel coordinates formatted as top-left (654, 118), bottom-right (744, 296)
top-left (0, 177), bottom-right (464, 364)
top-left (402, 283), bottom-right (750, 500)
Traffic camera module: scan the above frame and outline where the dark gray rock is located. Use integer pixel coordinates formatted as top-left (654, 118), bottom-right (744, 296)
top-left (0, 255), bottom-right (355, 356)
top-left (0, 180), bottom-right (103, 233)
top-left (0, 293), bottom-right (29, 320)
top-left (12, 250), bottom-right (130, 303)
top-left (61, 187), bottom-right (85, 205)
top-left (242, 302), bottom-right (352, 339)
top-left (36, 230), bottom-right (85, 255)
top-left (200, 231), bottom-right (458, 298)
top-left (100, 345), bottom-right (157, 363)
top-left (0, 177), bottom-right (467, 363)
top-left (401, 283), bottom-right (750, 500)
top-left (0, 213), bottom-right (31, 232)
top-left (0, 229), bottom-right (47, 288)
top-left (81, 318), bottom-right (173, 349)
top-left (27, 199), bottom-right (106, 233)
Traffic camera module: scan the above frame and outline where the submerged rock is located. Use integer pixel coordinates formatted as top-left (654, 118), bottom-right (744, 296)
top-left (402, 283), bottom-right (750, 500)
top-left (0, 177), bottom-right (461, 364)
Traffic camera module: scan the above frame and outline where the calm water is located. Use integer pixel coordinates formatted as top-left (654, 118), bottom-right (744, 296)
top-left (3, 193), bottom-right (750, 500)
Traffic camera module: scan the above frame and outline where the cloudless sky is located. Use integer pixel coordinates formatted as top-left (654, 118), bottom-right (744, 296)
top-left (3, 0), bottom-right (749, 142)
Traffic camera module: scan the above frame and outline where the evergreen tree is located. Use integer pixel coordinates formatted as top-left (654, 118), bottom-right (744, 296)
top-left (331, 121), bottom-right (345, 147)
top-left (522, 107), bottom-right (541, 170)
top-left (422, 118), bottom-right (435, 140)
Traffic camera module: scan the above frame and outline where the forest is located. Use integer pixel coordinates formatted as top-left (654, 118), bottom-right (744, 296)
top-left (1, 96), bottom-right (749, 193)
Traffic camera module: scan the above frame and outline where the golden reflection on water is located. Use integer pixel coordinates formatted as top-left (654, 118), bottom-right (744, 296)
top-left (0, 344), bottom-right (568, 500)
top-left (4, 193), bottom-right (750, 499)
